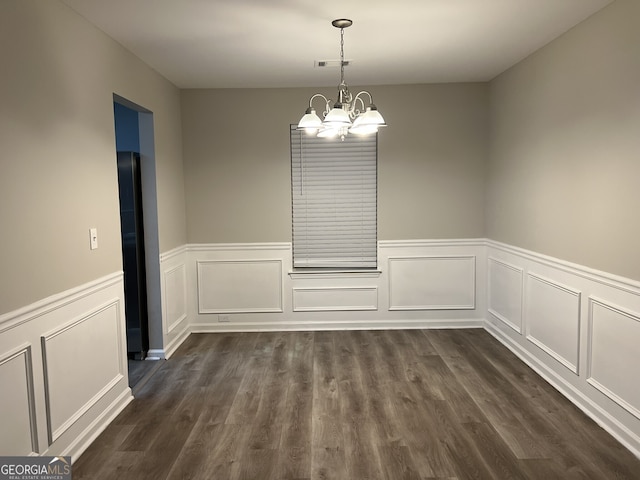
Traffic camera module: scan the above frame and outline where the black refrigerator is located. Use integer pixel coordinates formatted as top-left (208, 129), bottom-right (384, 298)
top-left (116, 151), bottom-right (149, 359)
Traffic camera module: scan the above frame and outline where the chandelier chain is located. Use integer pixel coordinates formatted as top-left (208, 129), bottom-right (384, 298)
top-left (340, 27), bottom-right (345, 85)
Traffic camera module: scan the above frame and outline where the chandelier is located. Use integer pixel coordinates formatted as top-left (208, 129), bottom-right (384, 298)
top-left (297, 19), bottom-right (386, 140)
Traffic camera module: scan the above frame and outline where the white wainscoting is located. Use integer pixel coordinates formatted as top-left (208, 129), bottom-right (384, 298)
top-left (488, 257), bottom-right (523, 333)
top-left (524, 273), bottom-right (581, 374)
top-left (485, 240), bottom-right (640, 458)
top-left (4, 240), bottom-right (638, 462)
top-left (292, 287), bottom-right (378, 312)
top-left (587, 297), bottom-right (640, 421)
top-left (388, 255), bottom-right (475, 310)
top-left (0, 273), bottom-right (131, 460)
top-left (188, 243), bottom-right (293, 331)
top-left (197, 259), bottom-right (283, 314)
top-left (188, 240), bottom-right (486, 332)
top-left (0, 344), bottom-right (37, 455)
top-left (41, 300), bottom-right (124, 444)
top-left (159, 246), bottom-right (189, 359)
top-left (164, 265), bottom-right (187, 334)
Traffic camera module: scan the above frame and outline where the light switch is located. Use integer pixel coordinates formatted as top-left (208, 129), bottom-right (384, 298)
top-left (89, 228), bottom-right (98, 250)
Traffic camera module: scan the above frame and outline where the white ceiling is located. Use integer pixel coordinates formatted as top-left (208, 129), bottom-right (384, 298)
top-left (61, 0), bottom-right (613, 89)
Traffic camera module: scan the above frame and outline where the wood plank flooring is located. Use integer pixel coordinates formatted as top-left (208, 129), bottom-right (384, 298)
top-left (73, 329), bottom-right (640, 479)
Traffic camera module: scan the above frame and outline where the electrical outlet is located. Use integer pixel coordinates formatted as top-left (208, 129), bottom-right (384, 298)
top-left (219, 315), bottom-right (231, 322)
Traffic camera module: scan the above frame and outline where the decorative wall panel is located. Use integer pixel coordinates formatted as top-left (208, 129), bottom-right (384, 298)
top-left (164, 263), bottom-right (187, 334)
top-left (197, 259), bottom-right (283, 313)
top-left (486, 240), bottom-right (640, 459)
top-left (525, 273), bottom-right (581, 374)
top-left (41, 300), bottom-right (123, 443)
top-left (588, 298), bottom-right (640, 419)
top-left (292, 287), bottom-right (378, 312)
top-left (388, 256), bottom-right (475, 310)
top-left (488, 258), bottom-right (523, 333)
top-left (0, 345), bottom-right (37, 455)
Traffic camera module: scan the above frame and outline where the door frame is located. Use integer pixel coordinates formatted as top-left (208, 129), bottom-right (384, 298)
top-left (113, 94), bottom-right (163, 358)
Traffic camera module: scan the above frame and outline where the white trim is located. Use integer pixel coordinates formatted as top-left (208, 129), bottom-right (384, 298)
top-left (191, 318), bottom-right (484, 333)
top-left (163, 323), bottom-right (191, 359)
top-left (159, 245), bottom-right (187, 263)
top-left (524, 272), bottom-right (581, 375)
top-left (487, 239), bottom-right (640, 295)
top-left (487, 257), bottom-right (524, 334)
top-left (292, 286), bottom-right (378, 312)
top-left (0, 272), bottom-right (123, 333)
top-left (587, 297), bottom-right (640, 421)
top-left (488, 310), bottom-right (521, 335)
top-left (63, 388), bottom-right (133, 463)
top-left (41, 300), bottom-right (125, 445)
top-left (47, 374), bottom-right (124, 445)
top-left (146, 349), bottom-right (166, 360)
top-left (0, 343), bottom-right (39, 454)
top-left (588, 378), bottom-right (640, 423)
top-left (379, 238), bottom-right (486, 248)
top-left (289, 270), bottom-right (381, 280)
top-left (167, 313), bottom-right (188, 335)
top-left (196, 259), bottom-right (284, 314)
top-left (388, 255), bottom-right (476, 311)
top-left (163, 263), bottom-right (188, 334)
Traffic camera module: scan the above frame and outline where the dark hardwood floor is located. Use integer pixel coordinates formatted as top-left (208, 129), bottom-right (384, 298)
top-left (127, 358), bottom-right (164, 393)
top-left (73, 329), bottom-right (640, 479)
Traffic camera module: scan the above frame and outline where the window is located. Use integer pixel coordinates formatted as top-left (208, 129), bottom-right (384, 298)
top-left (290, 125), bottom-right (377, 269)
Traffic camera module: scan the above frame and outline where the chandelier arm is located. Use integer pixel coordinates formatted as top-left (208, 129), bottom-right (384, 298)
top-left (308, 93), bottom-right (332, 116)
top-left (349, 91), bottom-right (373, 117)
top-left (352, 94), bottom-right (366, 117)
top-left (353, 90), bottom-right (374, 105)
top-left (308, 93), bottom-right (328, 107)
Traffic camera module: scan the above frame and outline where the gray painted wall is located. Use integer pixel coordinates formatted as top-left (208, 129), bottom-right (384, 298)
top-left (181, 83), bottom-right (489, 243)
top-left (0, 1), bottom-right (187, 314)
top-left (486, 0), bottom-right (640, 281)
top-left (2, 0), bottom-right (637, 318)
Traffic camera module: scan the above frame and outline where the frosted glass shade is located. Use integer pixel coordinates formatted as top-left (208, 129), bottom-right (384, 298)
top-left (323, 106), bottom-right (352, 127)
top-left (317, 127), bottom-right (339, 138)
top-left (297, 108), bottom-right (323, 132)
top-left (349, 106), bottom-right (386, 135)
top-left (358, 106), bottom-right (386, 126)
top-left (349, 123), bottom-right (379, 135)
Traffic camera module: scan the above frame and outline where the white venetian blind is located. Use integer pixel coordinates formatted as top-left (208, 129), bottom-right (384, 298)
top-left (291, 125), bottom-right (377, 268)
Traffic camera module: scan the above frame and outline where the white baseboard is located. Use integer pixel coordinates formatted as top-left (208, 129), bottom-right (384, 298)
top-left (63, 388), bottom-right (133, 463)
top-left (163, 323), bottom-right (191, 358)
top-left (145, 349), bottom-right (165, 360)
top-left (191, 318), bottom-right (484, 333)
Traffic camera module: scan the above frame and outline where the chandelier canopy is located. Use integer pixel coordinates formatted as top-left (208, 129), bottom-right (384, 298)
top-left (297, 19), bottom-right (386, 140)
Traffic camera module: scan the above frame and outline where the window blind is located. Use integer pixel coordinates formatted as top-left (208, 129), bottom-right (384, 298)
top-left (290, 125), bottom-right (377, 268)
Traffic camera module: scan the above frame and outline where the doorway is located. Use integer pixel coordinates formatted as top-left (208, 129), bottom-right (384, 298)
top-left (116, 150), bottom-right (148, 359)
top-left (113, 96), bottom-right (163, 390)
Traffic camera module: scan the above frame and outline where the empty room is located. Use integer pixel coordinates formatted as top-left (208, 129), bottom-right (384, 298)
top-left (1, 0), bottom-right (639, 478)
